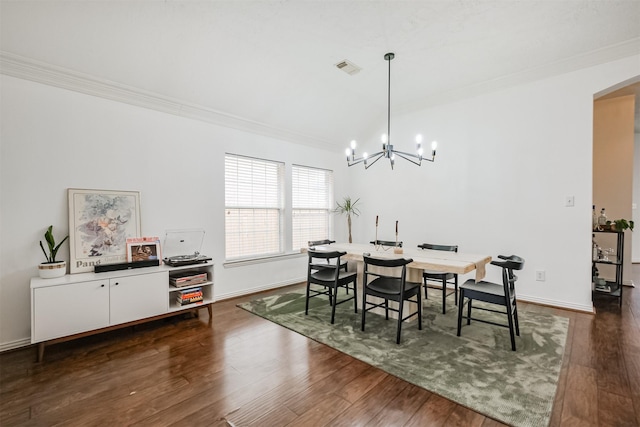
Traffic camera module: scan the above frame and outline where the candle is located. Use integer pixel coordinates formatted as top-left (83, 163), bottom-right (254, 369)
top-left (395, 220), bottom-right (398, 233)
top-left (376, 215), bottom-right (379, 226)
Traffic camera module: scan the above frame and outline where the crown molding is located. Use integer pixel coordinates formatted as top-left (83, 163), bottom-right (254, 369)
top-left (0, 51), bottom-right (332, 150)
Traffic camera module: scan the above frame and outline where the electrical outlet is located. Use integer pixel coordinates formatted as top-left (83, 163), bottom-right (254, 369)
top-left (536, 271), bottom-right (546, 281)
top-left (565, 196), bottom-right (574, 207)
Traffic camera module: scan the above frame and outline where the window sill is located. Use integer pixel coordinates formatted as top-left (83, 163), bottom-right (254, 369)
top-left (223, 251), bottom-right (305, 268)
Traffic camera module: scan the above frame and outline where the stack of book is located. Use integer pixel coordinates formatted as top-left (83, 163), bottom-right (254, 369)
top-left (170, 272), bottom-right (208, 288)
top-left (175, 287), bottom-right (204, 305)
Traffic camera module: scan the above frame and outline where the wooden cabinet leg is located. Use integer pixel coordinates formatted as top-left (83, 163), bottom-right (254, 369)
top-left (37, 342), bottom-right (45, 363)
top-left (207, 304), bottom-right (213, 318)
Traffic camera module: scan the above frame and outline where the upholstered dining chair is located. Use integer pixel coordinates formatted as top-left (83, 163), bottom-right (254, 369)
top-left (308, 239), bottom-right (347, 271)
top-left (361, 254), bottom-right (422, 344)
top-left (306, 250), bottom-right (357, 324)
top-left (417, 243), bottom-right (458, 314)
top-left (457, 255), bottom-right (525, 351)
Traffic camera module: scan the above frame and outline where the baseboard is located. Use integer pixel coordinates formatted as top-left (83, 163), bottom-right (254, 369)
top-left (518, 294), bottom-right (594, 313)
top-left (215, 277), bottom-right (306, 301)
top-left (0, 337), bottom-right (32, 353)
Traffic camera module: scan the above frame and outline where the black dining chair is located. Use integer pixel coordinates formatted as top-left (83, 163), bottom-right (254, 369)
top-left (308, 239), bottom-right (348, 272)
top-left (417, 243), bottom-right (458, 314)
top-left (306, 250), bottom-right (358, 324)
top-left (370, 240), bottom-right (403, 248)
top-left (457, 255), bottom-right (525, 351)
top-left (361, 254), bottom-right (422, 344)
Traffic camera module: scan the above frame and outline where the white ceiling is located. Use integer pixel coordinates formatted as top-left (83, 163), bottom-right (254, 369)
top-left (2, 1), bottom-right (639, 147)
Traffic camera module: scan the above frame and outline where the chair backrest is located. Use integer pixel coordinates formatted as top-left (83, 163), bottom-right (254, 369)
top-left (308, 239), bottom-right (335, 247)
top-left (363, 254), bottom-right (413, 282)
top-left (491, 255), bottom-right (524, 296)
top-left (307, 250), bottom-right (346, 270)
top-left (417, 243), bottom-right (458, 253)
top-left (370, 240), bottom-right (403, 248)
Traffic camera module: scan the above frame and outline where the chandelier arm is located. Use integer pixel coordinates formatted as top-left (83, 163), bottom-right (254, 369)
top-left (392, 151), bottom-right (422, 166)
top-left (347, 150), bottom-right (385, 168)
top-left (346, 157), bottom-right (367, 167)
top-left (364, 152), bottom-right (385, 169)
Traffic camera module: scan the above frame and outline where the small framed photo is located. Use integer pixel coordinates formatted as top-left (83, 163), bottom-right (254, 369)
top-left (126, 237), bottom-right (161, 263)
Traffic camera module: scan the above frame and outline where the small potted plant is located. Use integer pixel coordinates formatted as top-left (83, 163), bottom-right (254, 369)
top-left (38, 225), bottom-right (69, 278)
top-left (607, 219), bottom-right (634, 232)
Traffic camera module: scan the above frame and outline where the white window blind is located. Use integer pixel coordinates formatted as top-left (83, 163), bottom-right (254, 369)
top-left (292, 165), bottom-right (334, 250)
top-left (225, 154), bottom-right (284, 260)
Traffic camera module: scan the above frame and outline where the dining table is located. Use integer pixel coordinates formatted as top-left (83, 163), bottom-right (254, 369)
top-left (303, 242), bottom-right (492, 319)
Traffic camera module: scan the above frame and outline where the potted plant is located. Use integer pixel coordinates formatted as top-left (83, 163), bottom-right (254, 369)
top-left (606, 219), bottom-right (634, 232)
top-left (38, 225), bottom-right (69, 278)
top-left (334, 196), bottom-right (360, 243)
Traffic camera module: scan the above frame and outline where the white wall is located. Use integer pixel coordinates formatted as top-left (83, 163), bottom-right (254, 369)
top-left (2, 54), bottom-right (639, 350)
top-left (0, 75), bottom-right (351, 349)
top-left (346, 55), bottom-right (640, 311)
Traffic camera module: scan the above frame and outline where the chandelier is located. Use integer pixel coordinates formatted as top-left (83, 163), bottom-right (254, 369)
top-left (345, 53), bottom-right (437, 169)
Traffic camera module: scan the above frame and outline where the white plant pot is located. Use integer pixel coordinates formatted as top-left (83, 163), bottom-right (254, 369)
top-left (38, 261), bottom-right (67, 279)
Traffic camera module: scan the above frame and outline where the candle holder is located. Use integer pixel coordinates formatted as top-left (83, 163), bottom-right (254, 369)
top-left (394, 226), bottom-right (403, 254)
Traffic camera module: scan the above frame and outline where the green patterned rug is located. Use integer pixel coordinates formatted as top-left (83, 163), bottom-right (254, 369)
top-left (238, 288), bottom-right (569, 427)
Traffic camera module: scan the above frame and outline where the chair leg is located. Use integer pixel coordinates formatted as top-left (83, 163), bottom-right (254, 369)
top-left (330, 284), bottom-right (338, 324)
top-left (466, 298), bottom-right (472, 325)
top-left (396, 298), bottom-right (404, 344)
top-left (361, 291), bottom-right (367, 331)
top-left (305, 282), bottom-right (311, 315)
top-left (457, 290), bottom-right (464, 336)
top-left (385, 300), bottom-right (389, 320)
top-left (441, 277), bottom-right (446, 315)
top-left (506, 300), bottom-right (516, 351)
top-left (513, 301), bottom-right (520, 336)
top-left (417, 288), bottom-right (423, 331)
top-left (454, 275), bottom-right (458, 305)
top-left (352, 279), bottom-right (358, 313)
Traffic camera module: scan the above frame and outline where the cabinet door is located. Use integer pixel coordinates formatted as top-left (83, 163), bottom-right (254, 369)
top-left (33, 280), bottom-right (109, 342)
top-left (109, 272), bottom-right (167, 325)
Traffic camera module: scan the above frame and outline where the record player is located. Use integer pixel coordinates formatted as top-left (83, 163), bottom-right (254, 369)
top-left (163, 229), bottom-right (212, 267)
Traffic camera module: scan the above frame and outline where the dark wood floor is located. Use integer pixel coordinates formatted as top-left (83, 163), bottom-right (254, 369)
top-left (1, 265), bottom-right (639, 426)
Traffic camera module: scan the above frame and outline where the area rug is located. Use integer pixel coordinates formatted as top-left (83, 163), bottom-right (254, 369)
top-left (238, 288), bottom-right (569, 427)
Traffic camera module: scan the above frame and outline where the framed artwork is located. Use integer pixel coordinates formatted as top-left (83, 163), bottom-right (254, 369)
top-left (68, 188), bottom-right (141, 273)
top-left (126, 237), bottom-right (161, 263)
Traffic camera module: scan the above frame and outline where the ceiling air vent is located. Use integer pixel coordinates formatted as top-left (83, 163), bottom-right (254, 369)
top-left (335, 59), bottom-right (361, 75)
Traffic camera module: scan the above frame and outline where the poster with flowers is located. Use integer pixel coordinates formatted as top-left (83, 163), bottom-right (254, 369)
top-left (68, 188), bottom-right (141, 273)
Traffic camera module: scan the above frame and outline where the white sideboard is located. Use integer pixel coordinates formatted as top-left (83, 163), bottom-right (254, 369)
top-left (31, 261), bottom-right (214, 361)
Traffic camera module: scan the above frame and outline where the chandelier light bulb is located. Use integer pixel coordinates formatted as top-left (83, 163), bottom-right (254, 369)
top-left (431, 140), bottom-right (438, 150)
top-left (381, 134), bottom-right (388, 144)
top-left (417, 146), bottom-right (424, 156)
top-left (416, 134), bottom-right (423, 144)
top-left (363, 152), bottom-right (368, 159)
top-left (345, 148), bottom-right (351, 157)
top-left (350, 140), bottom-right (357, 150)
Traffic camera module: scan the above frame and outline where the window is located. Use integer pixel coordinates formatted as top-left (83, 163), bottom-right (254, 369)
top-left (225, 154), bottom-right (284, 260)
top-left (292, 165), bottom-right (334, 250)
